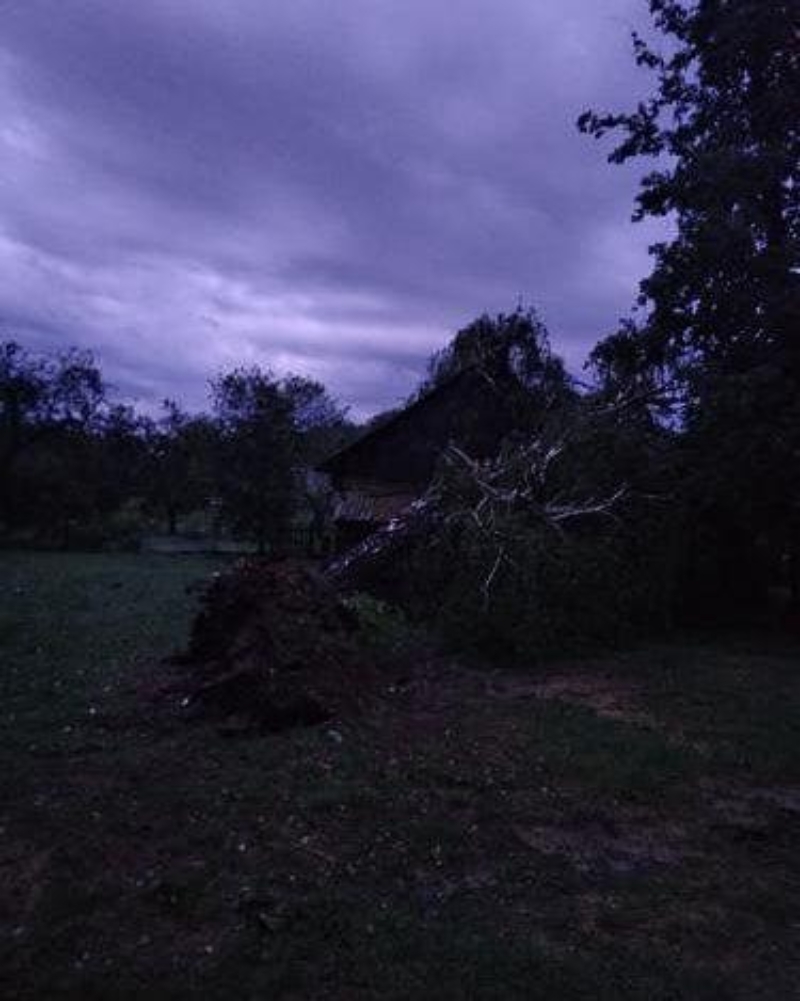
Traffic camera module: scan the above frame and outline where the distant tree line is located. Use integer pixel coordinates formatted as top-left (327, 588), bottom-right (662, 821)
top-left (0, 342), bottom-right (355, 552)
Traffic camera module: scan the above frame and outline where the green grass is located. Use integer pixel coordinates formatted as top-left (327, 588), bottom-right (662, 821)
top-left (1, 551), bottom-right (799, 999)
top-left (526, 700), bottom-right (699, 800)
top-left (0, 551), bottom-right (227, 762)
top-left (638, 641), bottom-right (800, 781)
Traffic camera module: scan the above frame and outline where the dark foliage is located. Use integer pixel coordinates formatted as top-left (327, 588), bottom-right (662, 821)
top-left (211, 369), bottom-right (350, 553)
top-left (398, 399), bottom-right (676, 662)
top-left (0, 341), bottom-right (135, 546)
top-left (143, 401), bottom-right (216, 536)
top-left (580, 0), bottom-right (800, 620)
top-left (419, 307), bottom-right (573, 416)
top-left (0, 343), bottom-right (352, 554)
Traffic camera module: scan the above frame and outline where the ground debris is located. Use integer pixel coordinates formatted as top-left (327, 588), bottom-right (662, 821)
top-left (171, 559), bottom-right (375, 731)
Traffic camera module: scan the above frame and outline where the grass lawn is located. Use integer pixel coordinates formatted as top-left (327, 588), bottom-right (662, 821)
top-left (1, 551), bottom-right (799, 999)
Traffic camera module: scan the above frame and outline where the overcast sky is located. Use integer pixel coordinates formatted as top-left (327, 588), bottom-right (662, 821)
top-left (0, 0), bottom-right (663, 417)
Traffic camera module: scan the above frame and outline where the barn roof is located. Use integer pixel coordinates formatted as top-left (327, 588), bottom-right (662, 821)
top-left (318, 366), bottom-right (511, 487)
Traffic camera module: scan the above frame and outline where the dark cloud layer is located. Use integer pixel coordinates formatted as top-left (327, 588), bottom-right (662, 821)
top-left (0, 0), bottom-right (662, 416)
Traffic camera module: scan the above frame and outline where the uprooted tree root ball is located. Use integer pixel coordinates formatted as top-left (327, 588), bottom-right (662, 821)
top-left (172, 560), bottom-right (378, 731)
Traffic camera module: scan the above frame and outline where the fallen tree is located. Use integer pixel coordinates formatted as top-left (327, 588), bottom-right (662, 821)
top-left (174, 393), bottom-right (668, 725)
top-left (328, 393), bottom-right (660, 607)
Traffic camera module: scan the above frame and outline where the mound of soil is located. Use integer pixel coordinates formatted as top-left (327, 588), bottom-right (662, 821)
top-left (175, 560), bottom-right (373, 731)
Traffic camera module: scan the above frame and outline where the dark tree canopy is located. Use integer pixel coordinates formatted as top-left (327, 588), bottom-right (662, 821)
top-left (0, 335), bottom-right (358, 551)
top-left (143, 401), bottom-right (216, 535)
top-left (421, 307), bottom-right (571, 403)
top-left (580, 0), bottom-right (800, 612)
top-left (211, 369), bottom-right (349, 553)
top-left (0, 341), bottom-right (113, 539)
top-left (580, 0), bottom-right (799, 392)
top-left (211, 369), bottom-right (299, 554)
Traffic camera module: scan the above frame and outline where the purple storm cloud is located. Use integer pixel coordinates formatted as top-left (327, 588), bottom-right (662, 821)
top-left (0, 0), bottom-right (664, 417)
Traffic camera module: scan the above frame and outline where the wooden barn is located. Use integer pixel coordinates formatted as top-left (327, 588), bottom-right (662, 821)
top-left (318, 366), bottom-right (523, 549)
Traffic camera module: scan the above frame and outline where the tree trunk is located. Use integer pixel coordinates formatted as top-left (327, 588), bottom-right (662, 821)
top-left (324, 500), bottom-right (441, 592)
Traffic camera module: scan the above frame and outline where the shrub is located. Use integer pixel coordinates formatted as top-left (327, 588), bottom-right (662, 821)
top-left (402, 509), bottom-right (672, 665)
top-left (344, 592), bottom-right (429, 660)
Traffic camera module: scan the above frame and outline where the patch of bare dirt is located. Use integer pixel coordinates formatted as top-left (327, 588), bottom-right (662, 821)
top-left (702, 781), bottom-right (800, 849)
top-left (0, 841), bottom-right (54, 933)
top-left (512, 814), bottom-right (694, 874)
top-left (491, 671), bottom-right (654, 726)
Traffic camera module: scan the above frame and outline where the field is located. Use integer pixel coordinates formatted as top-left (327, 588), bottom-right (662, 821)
top-left (1, 551), bottom-right (799, 1000)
